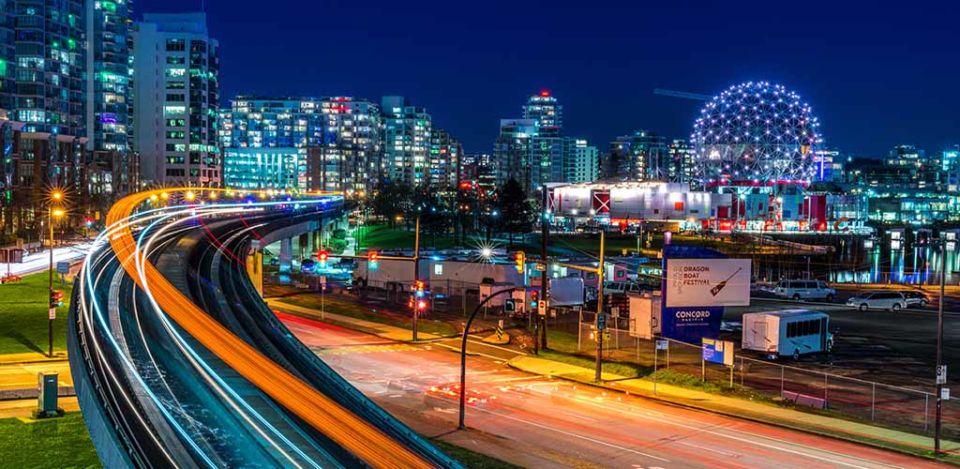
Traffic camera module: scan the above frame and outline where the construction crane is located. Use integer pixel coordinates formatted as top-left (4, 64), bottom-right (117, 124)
top-left (653, 88), bottom-right (713, 101)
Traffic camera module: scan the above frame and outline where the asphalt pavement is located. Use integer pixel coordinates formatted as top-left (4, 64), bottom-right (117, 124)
top-left (285, 315), bottom-right (946, 468)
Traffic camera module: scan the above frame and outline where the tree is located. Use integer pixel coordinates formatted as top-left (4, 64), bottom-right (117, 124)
top-left (496, 178), bottom-right (533, 247)
top-left (370, 180), bottom-right (412, 227)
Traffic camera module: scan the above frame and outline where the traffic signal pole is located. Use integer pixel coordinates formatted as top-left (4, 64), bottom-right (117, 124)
top-left (540, 186), bottom-right (549, 351)
top-left (412, 216), bottom-right (421, 342)
top-left (595, 230), bottom-right (605, 382)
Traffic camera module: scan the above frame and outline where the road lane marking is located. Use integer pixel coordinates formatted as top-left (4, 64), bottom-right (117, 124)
top-left (471, 406), bottom-right (671, 463)
top-left (553, 391), bottom-right (903, 469)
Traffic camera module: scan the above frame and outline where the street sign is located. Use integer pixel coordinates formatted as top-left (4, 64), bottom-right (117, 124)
top-left (611, 306), bottom-right (620, 318)
top-left (656, 339), bottom-right (669, 350)
top-left (702, 338), bottom-right (734, 366)
top-left (942, 388), bottom-right (951, 401)
top-left (938, 365), bottom-right (948, 385)
top-left (48, 308), bottom-right (56, 320)
top-left (597, 312), bottom-right (607, 331)
top-left (56, 261), bottom-right (70, 274)
top-left (537, 300), bottom-right (547, 316)
top-left (534, 263), bottom-right (546, 272)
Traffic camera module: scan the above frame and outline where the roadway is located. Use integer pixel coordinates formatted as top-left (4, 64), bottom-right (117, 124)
top-left (280, 311), bottom-right (946, 468)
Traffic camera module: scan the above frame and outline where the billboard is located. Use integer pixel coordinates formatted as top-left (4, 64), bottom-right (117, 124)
top-left (661, 306), bottom-right (724, 343)
top-left (665, 259), bottom-right (750, 307)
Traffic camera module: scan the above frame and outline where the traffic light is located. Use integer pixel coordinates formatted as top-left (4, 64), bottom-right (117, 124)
top-left (514, 251), bottom-right (525, 274)
top-left (368, 250), bottom-right (379, 270)
top-left (529, 289), bottom-right (539, 309)
top-left (49, 290), bottom-right (64, 309)
top-left (415, 280), bottom-right (426, 298)
top-left (318, 250), bottom-right (328, 268)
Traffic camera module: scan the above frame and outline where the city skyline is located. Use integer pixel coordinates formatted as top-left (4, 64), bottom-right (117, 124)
top-left (138, 0), bottom-right (960, 157)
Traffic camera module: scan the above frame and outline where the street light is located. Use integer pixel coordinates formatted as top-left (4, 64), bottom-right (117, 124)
top-left (47, 197), bottom-right (65, 358)
top-left (459, 287), bottom-right (517, 430)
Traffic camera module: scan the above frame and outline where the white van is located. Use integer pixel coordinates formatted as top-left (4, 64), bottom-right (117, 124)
top-left (845, 291), bottom-right (907, 312)
top-left (742, 310), bottom-right (832, 359)
top-left (774, 279), bottom-right (836, 302)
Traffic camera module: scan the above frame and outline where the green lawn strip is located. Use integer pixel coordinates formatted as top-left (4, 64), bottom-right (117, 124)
top-left (0, 412), bottom-right (100, 468)
top-left (0, 270), bottom-right (74, 356)
top-left (430, 439), bottom-right (522, 469)
top-left (278, 294), bottom-right (457, 336)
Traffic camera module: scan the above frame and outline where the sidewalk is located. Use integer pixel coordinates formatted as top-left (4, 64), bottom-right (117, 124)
top-left (509, 355), bottom-right (960, 462)
top-left (0, 352), bottom-right (67, 366)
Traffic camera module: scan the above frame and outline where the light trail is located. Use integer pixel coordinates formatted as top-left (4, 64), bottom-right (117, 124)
top-left (101, 189), bottom-right (439, 468)
top-left (133, 206), bottom-right (326, 468)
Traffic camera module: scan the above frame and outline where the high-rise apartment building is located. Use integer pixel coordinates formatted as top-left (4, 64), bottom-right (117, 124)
top-left (381, 96), bottom-right (431, 187)
top-left (219, 97), bottom-right (324, 190)
top-left (603, 130), bottom-right (668, 181)
top-left (308, 97), bottom-right (381, 195)
top-left (496, 91), bottom-right (561, 193)
top-left (563, 138), bottom-right (598, 183)
top-left (494, 118), bottom-right (538, 193)
top-left (427, 128), bottom-right (461, 189)
top-left (667, 139), bottom-right (696, 183)
top-left (133, 13), bottom-right (220, 186)
top-left (0, 1), bottom-right (13, 112)
top-left (13, 0), bottom-right (87, 136)
top-left (86, 0), bottom-right (133, 152)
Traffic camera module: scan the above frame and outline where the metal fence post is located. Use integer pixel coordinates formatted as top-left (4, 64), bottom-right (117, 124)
top-left (653, 341), bottom-right (658, 395)
top-left (577, 308), bottom-right (582, 353)
top-left (823, 373), bottom-right (828, 406)
top-left (871, 382), bottom-right (876, 421)
top-left (780, 366), bottom-right (785, 397)
top-left (740, 356), bottom-right (744, 387)
top-left (925, 394), bottom-right (930, 432)
top-left (701, 352), bottom-right (706, 383)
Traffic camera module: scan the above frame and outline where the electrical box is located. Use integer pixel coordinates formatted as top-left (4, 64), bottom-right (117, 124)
top-left (35, 372), bottom-right (62, 418)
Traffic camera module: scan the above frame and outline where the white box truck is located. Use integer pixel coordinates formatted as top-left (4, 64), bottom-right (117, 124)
top-left (741, 310), bottom-right (832, 359)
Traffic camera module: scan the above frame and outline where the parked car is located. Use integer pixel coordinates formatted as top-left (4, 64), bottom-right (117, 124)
top-left (603, 281), bottom-right (645, 296)
top-left (899, 290), bottom-right (929, 308)
top-left (774, 279), bottom-right (836, 302)
top-left (846, 291), bottom-right (907, 311)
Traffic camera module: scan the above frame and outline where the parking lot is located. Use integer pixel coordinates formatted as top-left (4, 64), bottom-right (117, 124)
top-left (725, 293), bottom-right (960, 388)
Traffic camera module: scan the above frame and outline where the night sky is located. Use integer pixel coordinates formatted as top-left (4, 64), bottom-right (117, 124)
top-left (139, 0), bottom-right (960, 157)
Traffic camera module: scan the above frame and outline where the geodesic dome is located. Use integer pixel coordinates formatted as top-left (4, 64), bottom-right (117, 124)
top-left (691, 81), bottom-right (822, 189)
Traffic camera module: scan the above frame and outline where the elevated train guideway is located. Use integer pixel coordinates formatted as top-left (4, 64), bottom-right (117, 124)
top-left (71, 188), bottom-right (460, 468)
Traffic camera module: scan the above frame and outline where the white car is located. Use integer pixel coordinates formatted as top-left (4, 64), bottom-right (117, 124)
top-left (774, 279), bottom-right (837, 302)
top-left (846, 291), bottom-right (907, 312)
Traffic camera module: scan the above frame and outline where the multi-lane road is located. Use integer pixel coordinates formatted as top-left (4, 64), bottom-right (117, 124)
top-left (280, 310), bottom-right (946, 468)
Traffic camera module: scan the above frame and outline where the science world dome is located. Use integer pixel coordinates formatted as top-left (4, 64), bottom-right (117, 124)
top-left (690, 81), bottom-right (822, 189)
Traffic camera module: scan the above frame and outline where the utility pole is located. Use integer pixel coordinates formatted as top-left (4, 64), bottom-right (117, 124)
top-left (935, 237), bottom-right (946, 454)
top-left (540, 186), bottom-right (549, 351)
top-left (595, 230), bottom-right (605, 382)
top-left (412, 216), bottom-right (421, 342)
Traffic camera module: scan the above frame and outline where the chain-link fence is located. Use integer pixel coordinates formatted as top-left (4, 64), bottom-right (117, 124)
top-left (575, 313), bottom-right (959, 440)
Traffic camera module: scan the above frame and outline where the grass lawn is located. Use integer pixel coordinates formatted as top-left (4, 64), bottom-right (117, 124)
top-left (0, 412), bottom-right (99, 468)
top-left (278, 293), bottom-right (458, 337)
top-left (431, 439), bottom-right (522, 469)
top-left (356, 224), bottom-right (463, 251)
top-left (0, 271), bottom-right (73, 356)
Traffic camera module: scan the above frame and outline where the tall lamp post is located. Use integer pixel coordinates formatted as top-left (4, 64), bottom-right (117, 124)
top-left (935, 237), bottom-right (947, 454)
top-left (47, 190), bottom-right (64, 358)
